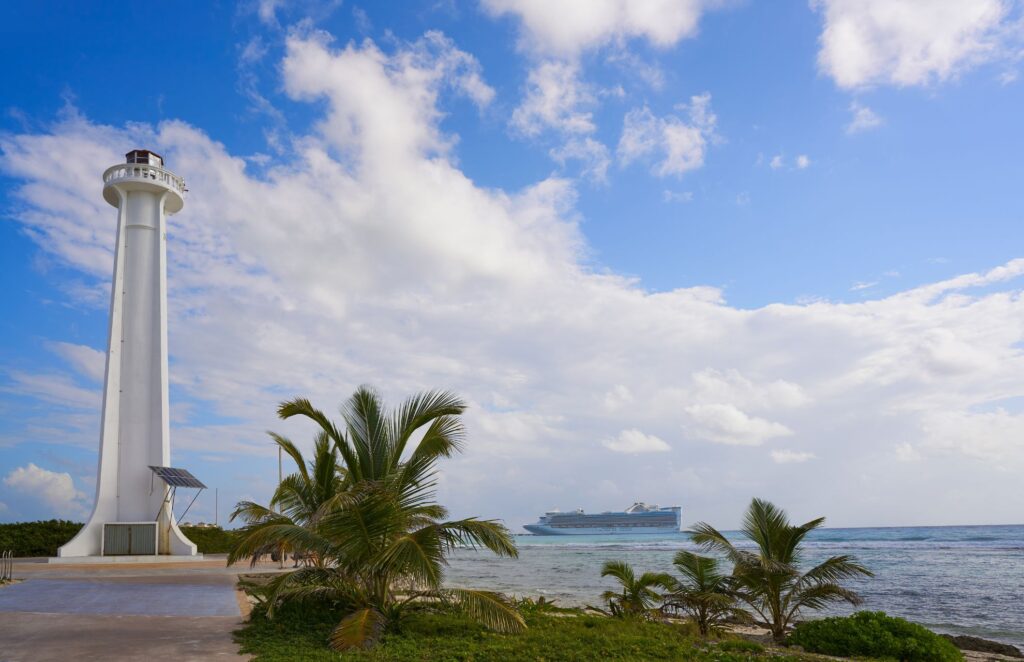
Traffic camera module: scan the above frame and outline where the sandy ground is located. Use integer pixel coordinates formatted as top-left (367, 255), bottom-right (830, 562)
top-left (0, 555), bottom-right (287, 662)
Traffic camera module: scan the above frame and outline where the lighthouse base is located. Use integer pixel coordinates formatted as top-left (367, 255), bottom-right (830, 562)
top-left (47, 554), bottom-right (207, 565)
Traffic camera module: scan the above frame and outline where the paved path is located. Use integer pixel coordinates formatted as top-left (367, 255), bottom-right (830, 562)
top-left (0, 556), bottom-right (278, 661)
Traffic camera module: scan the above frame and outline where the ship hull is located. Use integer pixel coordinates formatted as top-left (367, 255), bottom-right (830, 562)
top-left (522, 524), bottom-right (680, 535)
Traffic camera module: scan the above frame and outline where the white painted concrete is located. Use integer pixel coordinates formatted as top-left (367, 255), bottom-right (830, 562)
top-left (47, 555), bottom-right (209, 565)
top-left (58, 154), bottom-right (197, 558)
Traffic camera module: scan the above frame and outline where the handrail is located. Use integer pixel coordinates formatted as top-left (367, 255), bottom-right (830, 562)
top-left (103, 163), bottom-right (186, 197)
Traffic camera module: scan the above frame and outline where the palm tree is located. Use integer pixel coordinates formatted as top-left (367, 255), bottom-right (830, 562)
top-left (689, 498), bottom-right (873, 642)
top-left (663, 551), bottom-right (749, 636)
top-left (598, 560), bottom-right (675, 618)
top-left (231, 430), bottom-right (345, 567)
top-left (228, 386), bottom-right (525, 650)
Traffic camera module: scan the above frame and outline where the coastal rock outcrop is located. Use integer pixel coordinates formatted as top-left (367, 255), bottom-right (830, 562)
top-left (941, 634), bottom-right (1023, 659)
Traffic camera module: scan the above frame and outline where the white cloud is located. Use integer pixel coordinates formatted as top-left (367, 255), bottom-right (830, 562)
top-left (684, 403), bottom-right (793, 446)
top-left (511, 60), bottom-right (595, 136)
top-left (604, 429), bottom-right (671, 453)
top-left (689, 369), bottom-right (809, 410)
top-left (256, 0), bottom-right (284, 25)
top-left (489, 1), bottom-right (724, 184)
top-left (603, 384), bottom-right (634, 411)
top-left (606, 49), bottom-right (665, 90)
top-left (509, 60), bottom-right (610, 182)
top-left (3, 372), bottom-right (99, 410)
top-left (771, 449), bottom-right (816, 464)
top-left (894, 443), bottom-right (922, 462)
top-left (919, 408), bottom-right (1024, 464)
top-left (550, 137), bottom-right (611, 183)
top-left (47, 342), bottom-right (105, 382)
top-left (813, 0), bottom-right (1016, 88)
top-left (481, 0), bottom-right (715, 57)
top-left (663, 190), bottom-right (694, 203)
top-left (618, 93), bottom-right (717, 177)
top-left (846, 101), bottom-right (883, 134)
top-left (254, 0), bottom-right (343, 27)
top-left (851, 281), bottom-right (878, 291)
top-left (769, 154), bottom-right (810, 170)
top-left (4, 463), bottom-right (89, 517)
top-left (2, 30), bottom-right (1024, 526)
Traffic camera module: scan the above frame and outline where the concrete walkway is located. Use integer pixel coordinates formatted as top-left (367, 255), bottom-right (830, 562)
top-left (0, 556), bottom-right (284, 661)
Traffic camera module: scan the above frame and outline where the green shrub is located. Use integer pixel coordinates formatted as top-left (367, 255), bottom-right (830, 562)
top-left (0, 520), bottom-right (82, 556)
top-left (180, 526), bottom-right (239, 553)
top-left (0, 521), bottom-right (236, 557)
top-left (789, 611), bottom-right (962, 661)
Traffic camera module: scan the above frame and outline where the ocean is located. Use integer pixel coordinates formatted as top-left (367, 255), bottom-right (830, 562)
top-left (446, 524), bottom-right (1024, 648)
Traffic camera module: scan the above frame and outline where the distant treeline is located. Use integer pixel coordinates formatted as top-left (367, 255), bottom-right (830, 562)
top-left (0, 520), bottom-right (83, 557)
top-left (0, 520), bottom-right (239, 557)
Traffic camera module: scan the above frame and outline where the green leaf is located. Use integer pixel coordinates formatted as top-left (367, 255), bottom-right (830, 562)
top-left (329, 607), bottom-right (387, 651)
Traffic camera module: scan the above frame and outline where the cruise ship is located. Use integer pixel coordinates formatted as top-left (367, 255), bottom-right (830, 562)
top-left (523, 502), bottom-right (682, 535)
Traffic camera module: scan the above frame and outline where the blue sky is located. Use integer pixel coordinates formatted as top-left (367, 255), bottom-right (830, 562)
top-left (2, 0), bottom-right (1023, 529)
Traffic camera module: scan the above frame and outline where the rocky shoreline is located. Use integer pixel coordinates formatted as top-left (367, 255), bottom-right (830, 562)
top-left (942, 634), bottom-right (1024, 660)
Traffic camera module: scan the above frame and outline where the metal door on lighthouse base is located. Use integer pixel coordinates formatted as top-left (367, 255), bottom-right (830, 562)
top-left (102, 522), bottom-right (158, 555)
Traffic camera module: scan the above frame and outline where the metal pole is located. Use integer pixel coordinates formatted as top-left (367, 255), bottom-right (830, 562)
top-left (215, 488), bottom-right (218, 527)
top-left (277, 444), bottom-right (284, 568)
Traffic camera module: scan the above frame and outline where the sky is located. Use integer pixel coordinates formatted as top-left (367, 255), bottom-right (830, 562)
top-left (1, 0), bottom-right (1023, 531)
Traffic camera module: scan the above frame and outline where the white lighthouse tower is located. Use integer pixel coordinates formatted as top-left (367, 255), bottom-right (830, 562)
top-left (57, 150), bottom-right (198, 559)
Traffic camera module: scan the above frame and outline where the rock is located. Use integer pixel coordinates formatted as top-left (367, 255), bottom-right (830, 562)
top-left (941, 634), bottom-right (1024, 659)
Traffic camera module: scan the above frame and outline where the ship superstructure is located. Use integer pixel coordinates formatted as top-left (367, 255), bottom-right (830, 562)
top-left (523, 502), bottom-right (681, 535)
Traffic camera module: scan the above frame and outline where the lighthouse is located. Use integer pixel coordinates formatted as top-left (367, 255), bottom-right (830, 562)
top-left (57, 150), bottom-right (199, 558)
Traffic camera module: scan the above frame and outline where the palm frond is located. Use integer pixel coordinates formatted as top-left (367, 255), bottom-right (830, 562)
top-left (601, 559), bottom-right (636, 585)
top-left (439, 588), bottom-right (526, 633)
top-left (785, 583), bottom-right (863, 620)
top-left (799, 554), bottom-right (873, 586)
top-left (688, 522), bottom-right (746, 565)
top-left (389, 390), bottom-right (466, 464)
top-left (637, 571), bottom-right (676, 593)
top-left (377, 526), bottom-right (445, 588)
top-left (278, 397), bottom-right (360, 481)
top-left (329, 607), bottom-right (387, 651)
top-left (227, 522), bottom-right (331, 566)
top-left (342, 385), bottom-right (389, 479)
top-left (436, 518), bottom-right (518, 558)
top-left (261, 567), bottom-right (359, 615)
top-left (229, 500), bottom-right (284, 525)
top-left (268, 431), bottom-right (310, 484)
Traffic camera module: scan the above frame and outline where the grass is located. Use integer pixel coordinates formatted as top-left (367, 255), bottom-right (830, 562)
top-left (235, 600), bottom-right (814, 662)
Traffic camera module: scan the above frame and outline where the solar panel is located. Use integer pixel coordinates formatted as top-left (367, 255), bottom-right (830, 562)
top-left (149, 466), bottom-right (206, 489)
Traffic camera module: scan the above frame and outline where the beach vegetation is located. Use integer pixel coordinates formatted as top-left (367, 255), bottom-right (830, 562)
top-left (689, 498), bottom-right (873, 642)
top-left (231, 429), bottom-right (346, 566)
top-left (664, 550), bottom-right (750, 636)
top-left (228, 386), bottom-right (524, 651)
top-left (235, 597), bottom-right (811, 661)
top-left (0, 520), bottom-right (83, 557)
top-left (179, 525), bottom-right (240, 554)
top-left (595, 559), bottom-right (675, 618)
top-left (0, 520), bottom-right (236, 556)
top-left (788, 611), bottom-right (963, 661)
